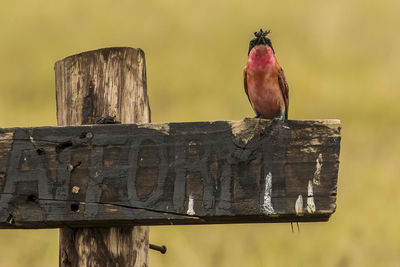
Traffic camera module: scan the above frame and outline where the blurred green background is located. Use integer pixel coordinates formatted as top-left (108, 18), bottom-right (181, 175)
top-left (0, 0), bottom-right (399, 266)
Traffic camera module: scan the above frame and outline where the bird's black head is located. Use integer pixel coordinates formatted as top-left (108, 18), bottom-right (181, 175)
top-left (248, 29), bottom-right (275, 55)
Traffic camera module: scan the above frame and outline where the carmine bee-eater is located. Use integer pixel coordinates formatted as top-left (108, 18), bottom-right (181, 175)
top-left (244, 29), bottom-right (289, 119)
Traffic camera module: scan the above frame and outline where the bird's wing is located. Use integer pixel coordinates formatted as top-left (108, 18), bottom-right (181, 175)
top-left (244, 67), bottom-right (259, 117)
top-left (278, 67), bottom-right (289, 119)
top-left (244, 67), bottom-right (249, 100)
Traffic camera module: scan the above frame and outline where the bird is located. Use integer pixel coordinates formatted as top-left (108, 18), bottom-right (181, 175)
top-left (244, 29), bottom-right (289, 119)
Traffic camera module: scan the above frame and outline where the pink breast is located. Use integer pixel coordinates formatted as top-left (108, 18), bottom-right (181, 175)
top-left (246, 46), bottom-right (284, 118)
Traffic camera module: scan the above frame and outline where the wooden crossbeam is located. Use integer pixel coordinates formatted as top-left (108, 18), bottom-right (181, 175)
top-left (0, 118), bottom-right (341, 228)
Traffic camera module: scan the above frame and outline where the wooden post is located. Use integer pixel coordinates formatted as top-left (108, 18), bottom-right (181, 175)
top-left (55, 47), bottom-right (150, 267)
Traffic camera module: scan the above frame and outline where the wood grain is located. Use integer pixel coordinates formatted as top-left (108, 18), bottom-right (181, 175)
top-left (55, 47), bottom-right (150, 267)
top-left (55, 47), bottom-right (150, 125)
top-left (0, 118), bottom-right (341, 228)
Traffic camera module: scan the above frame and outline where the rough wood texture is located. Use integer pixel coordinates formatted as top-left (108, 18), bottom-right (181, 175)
top-left (59, 226), bottom-right (148, 267)
top-left (0, 118), bottom-right (341, 228)
top-left (55, 47), bottom-right (150, 267)
top-left (55, 47), bottom-right (150, 125)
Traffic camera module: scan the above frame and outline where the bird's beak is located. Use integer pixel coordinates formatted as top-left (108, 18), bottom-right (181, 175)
top-left (255, 37), bottom-right (267, 46)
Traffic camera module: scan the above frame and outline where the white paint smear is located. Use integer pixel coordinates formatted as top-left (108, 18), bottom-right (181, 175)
top-left (187, 194), bottom-right (195, 216)
top-left (295, 195), bottom-right (303, 215)
top-left (307, 180), bottom-right (316, 213)
top-left (313, 153), bottom-right (323, 185)
top-left (262, 172), bottom-right (275, 214)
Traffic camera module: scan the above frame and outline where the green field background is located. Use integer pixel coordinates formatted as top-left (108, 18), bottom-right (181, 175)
top-left (1, 0), bottom-right (399, 266)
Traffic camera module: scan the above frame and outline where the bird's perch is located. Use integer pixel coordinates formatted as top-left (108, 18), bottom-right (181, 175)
top-left (0, 118), bottom-right (340, 228)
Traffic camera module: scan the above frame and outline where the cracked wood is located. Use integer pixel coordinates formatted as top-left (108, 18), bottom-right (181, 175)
top-left (55, 47), bottom-right (150, 267)
top-left (0, 118), bottom-right (341, 228)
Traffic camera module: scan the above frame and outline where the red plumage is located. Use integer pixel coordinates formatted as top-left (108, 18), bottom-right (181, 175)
top-left (244, 36), bottom-right (289, 119)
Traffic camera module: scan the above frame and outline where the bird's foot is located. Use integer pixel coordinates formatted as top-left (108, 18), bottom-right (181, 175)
top-left (280, 107), bottom-right (286, 120)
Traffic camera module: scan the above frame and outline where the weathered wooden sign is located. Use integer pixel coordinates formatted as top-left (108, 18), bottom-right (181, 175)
top-left (0, 118), bottom-right (340, 228)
